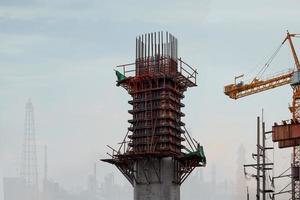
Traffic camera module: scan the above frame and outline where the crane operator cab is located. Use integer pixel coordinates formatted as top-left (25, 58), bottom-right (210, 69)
top-left (291, 71), bottom-right (300, 87)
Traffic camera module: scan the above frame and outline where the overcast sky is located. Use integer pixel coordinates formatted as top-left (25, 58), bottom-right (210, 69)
top-left (0, 0), bottom-right (300, 199)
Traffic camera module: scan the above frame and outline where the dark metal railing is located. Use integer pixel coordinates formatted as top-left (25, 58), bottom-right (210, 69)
top-left (115, 57), bottom-right (198, 85)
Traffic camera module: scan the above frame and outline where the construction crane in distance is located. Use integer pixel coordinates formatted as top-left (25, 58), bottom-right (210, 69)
top-left (224, 31), bottom-right (300, 200)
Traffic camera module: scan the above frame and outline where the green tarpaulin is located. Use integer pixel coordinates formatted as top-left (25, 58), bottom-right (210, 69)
top-left (115, 70), bottom-right (126, 82)
top-left (185, 145), bottom-right (206, 164)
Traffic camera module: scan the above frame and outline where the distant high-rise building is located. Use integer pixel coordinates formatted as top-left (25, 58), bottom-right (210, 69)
top-left (21, 99), bottom-right (38, 186)
top-left (199, 168), bottom-right (204, 182)
top-left (3, 99), bottom-right (39, 200)
top-left (235, 144), bottom-right (246, 200)
top-left (20, 99), bottom-right (39, 199)
top-left (43, 145), bottom-right (48, 200)
top-left (3, 177), bottom-right (31, 200)
top-left (87, 163), bottom-right (98, 199)
top-left (211, 163), bottom-right (216, 186)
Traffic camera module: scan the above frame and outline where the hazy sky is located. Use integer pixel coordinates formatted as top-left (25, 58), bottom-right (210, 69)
top-left (0, 0), bottom-right (300, 199)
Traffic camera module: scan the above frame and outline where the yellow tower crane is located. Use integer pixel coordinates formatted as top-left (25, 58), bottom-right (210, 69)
top-left (224, 31), bottom-right (300, 200)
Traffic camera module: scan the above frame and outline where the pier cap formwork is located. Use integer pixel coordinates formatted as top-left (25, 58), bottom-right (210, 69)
top-left (102, 32), bottom-right (206, 187)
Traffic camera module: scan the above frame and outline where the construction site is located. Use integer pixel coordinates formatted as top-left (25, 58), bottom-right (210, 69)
top-left (100, 31), bottom-right (300, 200)
top-left (1, 1), bottom-right (300, 200)
top-left (102, 32), bottom-right (206, 200)
top-left (224, 31), bottom-right (300, 200)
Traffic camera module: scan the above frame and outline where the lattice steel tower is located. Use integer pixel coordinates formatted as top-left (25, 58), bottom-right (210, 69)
top-left (102, 31), bottom-right (206, 200)
top-left (21, 99), bottom-right (39, 189)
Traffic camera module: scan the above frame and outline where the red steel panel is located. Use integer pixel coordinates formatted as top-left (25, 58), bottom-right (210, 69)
top-left (278, 139), bottom-right (300, 148)
top-left (272, 123), bottom-right (300, 142)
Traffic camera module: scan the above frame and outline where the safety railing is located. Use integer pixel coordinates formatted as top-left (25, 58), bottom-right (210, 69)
top-left (115, 57), bottom-right (198, 85)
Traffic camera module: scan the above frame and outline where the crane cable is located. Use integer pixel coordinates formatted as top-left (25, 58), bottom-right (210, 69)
top-left (248, 34), bottom-right (300, 83)
top-left (253, 43), bottom-right (284, 82)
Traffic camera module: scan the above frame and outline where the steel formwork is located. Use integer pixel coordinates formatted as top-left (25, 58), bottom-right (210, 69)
top-left (102, 32), bottom-right (206, 191)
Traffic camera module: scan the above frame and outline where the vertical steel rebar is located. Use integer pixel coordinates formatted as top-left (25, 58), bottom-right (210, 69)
top-left (154, 32), bottom-right (156, 57)
top-left (257, 116), bottom-right (261, 200)
top-left (151, 32), bottom-right (153, 58)
top-left (136, 37), bottom-right (137, 61)
top-left (138, 36), bottom-right (141, 60)
top-left (166, 32), bottom-right (168, 57)
top-left (158, 32), bottom-right (160, 56)
top-left (262, 122), bottom-right (266, 200)
top-left (141, 35), bottom-right (144, 61)
top-left (148, 33), bottom-right (150, 59)
top-left (161, 31), bottom-right (164, 57)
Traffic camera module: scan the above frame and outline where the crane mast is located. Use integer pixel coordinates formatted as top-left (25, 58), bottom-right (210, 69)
top-left (224, 31), bottom-right (300, 200)
top-left (287, 31), bottom-right (300, 200)
top-left (285, 32), bottom-right (300, 70)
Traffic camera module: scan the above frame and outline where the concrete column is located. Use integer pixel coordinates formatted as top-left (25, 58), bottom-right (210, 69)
top-left (134, 157), bottom-right (180, 200)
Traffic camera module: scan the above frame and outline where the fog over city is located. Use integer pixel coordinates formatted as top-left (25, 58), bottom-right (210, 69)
top-left (1, 0), bottom-right (300, 199)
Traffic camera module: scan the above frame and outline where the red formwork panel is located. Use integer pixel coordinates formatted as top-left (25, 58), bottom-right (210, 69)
top-left (272, 121), bottom-right (300, 141)
top-left (278, 139), bottom-right (300, 148)
top-left (272, 120), bottom-right (300, 148)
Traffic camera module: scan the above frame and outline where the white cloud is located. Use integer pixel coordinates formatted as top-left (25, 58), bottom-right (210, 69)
top-left (0, 0), bottom-right (211, 24)
top-left (0, 33), bottom-right (51, 54)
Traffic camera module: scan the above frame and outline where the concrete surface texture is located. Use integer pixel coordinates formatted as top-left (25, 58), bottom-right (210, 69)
top-left (134, 157), bottom-right (180, 200)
